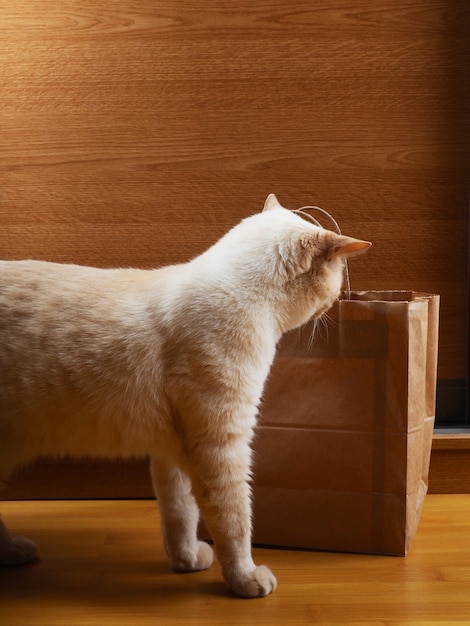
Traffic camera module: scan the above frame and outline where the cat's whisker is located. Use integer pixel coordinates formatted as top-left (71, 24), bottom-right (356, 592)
top-left (308, 311), bottom-right (337, 349)
top-left (308, 320), bottom-right (318, 351)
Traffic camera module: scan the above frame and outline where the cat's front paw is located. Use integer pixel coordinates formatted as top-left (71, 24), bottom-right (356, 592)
top-left (228, 565), bottom-right (277, 598)
top-left (0, 535), bottom-right (37, 566)
top-left (170, 540), bottom-right (214, 573)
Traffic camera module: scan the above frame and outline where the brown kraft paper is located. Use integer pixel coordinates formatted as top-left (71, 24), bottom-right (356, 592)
top-left (250, 291), bottom-right (440, 556)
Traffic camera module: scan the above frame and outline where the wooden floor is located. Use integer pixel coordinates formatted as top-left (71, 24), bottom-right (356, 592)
top-left (1, 496), bottom-right (470, 625)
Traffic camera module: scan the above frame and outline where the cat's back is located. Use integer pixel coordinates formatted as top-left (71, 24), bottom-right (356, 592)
top-left (0, 259), bottom-right (166, 367)
top-left (1, 260), bottom-right (110, 311)
top-left (0, 260), bottom-right (178, 461)
top-left (0, 259), bottom-right (162, 316)
top-left (0, 259), bottom-right (104, 279)
top-left (1, 259), bottom-right (126, 300)
top-left (0, 259), bottom-right (188, 359)
top-left (0, 260), bottom-right (172, 419)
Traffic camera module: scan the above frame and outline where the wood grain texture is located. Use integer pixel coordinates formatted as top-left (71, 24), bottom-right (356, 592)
top-left (432, 434), bottom-right (470, 450)
top-left (1, 1), bottom-right (469, 380)
top-left (428, 449), bottom-right (470, 493)
top-left (1, 496), bottom-right (470, 625)
top-left (3, 458), bottom-right (152, 500)
top-left (5, 435), bottom-right (470, 500)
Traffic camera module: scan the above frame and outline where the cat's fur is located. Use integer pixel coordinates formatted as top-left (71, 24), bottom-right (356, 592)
top-left (0, 194), bottom-right (370, 597)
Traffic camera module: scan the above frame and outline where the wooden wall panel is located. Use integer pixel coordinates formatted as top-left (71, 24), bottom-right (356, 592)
top-left (1, 1), bottom-right (469, 377)
top-left (1, 2), bottom-right (469, 498)
top-left (5, 442), bottom-right (470, 499)
top-left (429, 450), bottom-right (470, 494)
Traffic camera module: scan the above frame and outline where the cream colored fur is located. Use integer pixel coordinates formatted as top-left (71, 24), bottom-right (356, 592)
top-left (0, 194), bottom-right (370, 597)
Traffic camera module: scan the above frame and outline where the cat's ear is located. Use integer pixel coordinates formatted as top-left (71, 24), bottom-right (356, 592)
top-left (280, 234), bottom-right (315, 278)
top-left (263, 194), bottom-right (285, 212)
top-left (326, 235), bottom-right (371, 261)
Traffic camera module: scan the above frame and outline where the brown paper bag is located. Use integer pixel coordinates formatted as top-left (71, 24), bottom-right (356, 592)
top-left (251, 291), bottom-right (440, 555)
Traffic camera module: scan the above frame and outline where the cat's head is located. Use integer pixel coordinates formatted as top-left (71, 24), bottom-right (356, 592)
top-left (225, 194), bottom-right (371, 334)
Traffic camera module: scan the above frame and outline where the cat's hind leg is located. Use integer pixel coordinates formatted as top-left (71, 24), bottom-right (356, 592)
top-left (150, 455), bottom-right (214, 573)
top-left (0, 514), bottom-right (37, 566)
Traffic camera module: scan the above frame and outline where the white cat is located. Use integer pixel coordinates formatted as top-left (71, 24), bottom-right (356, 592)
top-left (0, 194), bottom-right (370, 597)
